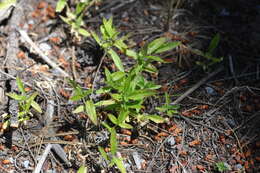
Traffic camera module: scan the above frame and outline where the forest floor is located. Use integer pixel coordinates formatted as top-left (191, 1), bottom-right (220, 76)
top-left (0, 0), bottom-right (259, 172)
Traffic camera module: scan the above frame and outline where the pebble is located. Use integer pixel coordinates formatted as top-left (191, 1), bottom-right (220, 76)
top-left (39, 42), bottom-right (52, 53)
top-left (205, 86), bottom-right (217, 95)
top-left (23, 160), bottom-right (30, 168)
top-left (166, 136), bottom-right (176, 146)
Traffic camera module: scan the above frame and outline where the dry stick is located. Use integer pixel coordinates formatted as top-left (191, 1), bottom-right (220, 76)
top-left (18, 30), bottom-right (70, 78)
top-left (171, 66), bottom-right (224, 105)
top-left (33, 143), bottom-right (52, 173)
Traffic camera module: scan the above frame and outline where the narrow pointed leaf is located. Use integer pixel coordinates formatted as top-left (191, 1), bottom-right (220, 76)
top-left (147, 37), bottom-right (166, 55)
top-left (108, 49), bottom-right (124, 72)
top-left (112, 157), bottom-right (126, 173)
top-left (73, 105), bottom-right (84, 114)
top-left (85, 100), bottom-right (98, 125)
top-left (31, 101), bottom-right (42, 113)
top-left (154, 41), bottom-right (181, 54)
top-left (16, 77), bottom-right (25, 94)
top-left (110, 127), bottom-right (117, 155)
top-left (98, 146), bottom-right (109, 161)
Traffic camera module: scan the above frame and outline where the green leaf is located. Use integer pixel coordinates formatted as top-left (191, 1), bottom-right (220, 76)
top-left (144, 56), bottom-right (165, 62)
top-left (90, 31), bottom-right (102, 46)
top-left (125, 49), bottom-right (138, 59)
top-left (153, 41), bottom-right (181, 54)
top-left (108, 49), bottom-right (124, 72)
top-left (110, 127), bottom-right (117, 155)
top-left (98, 146), bottom-right (109, 161)
top-left (56, 0), bottom-right (67, 12)
top-left (16, 77), bottom-right (25, 94)
top-left (117, 110), bottom-right (129, 124)
top-left (108, 114), bottom-right (118, 125)
top-left (31, 101), bottom-right (42, 113)
top-left (95, 100), bottom-right (115, 107)
top-left (207, 33), bottom-right (220, 54)
top-left (85, 100), bottom-right (98, 125)
top-left (111, 71), bottom-right (125, 81)
top-left (73, 105), bottom-right (84, 114)
top-left (77, 165), bottom-right (87, 173)
top-left (103, 17), bottom-right (115, 38)
top-left (112, 157), bottom-right (126, 173)
top-left (102, 122), bottom-right (112, 132)
top-left (6, 93), bottom-right (26, 101)
top-left (75, 2), bottom-right (86, 16)
top-left (118, 122), bottom-right (132, 129)
top-left (127, 89), bottom-right (156, 100)
top-left (78, 28), bottom-right (90, 37)
top-left (147, 37), bottom-right (166, 55)
top-left (146, 114), bottom-right (165, 123)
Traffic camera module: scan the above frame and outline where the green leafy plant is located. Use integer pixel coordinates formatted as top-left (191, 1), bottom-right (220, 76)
top-left (215, 162), bottom-right (230, 172)
top-left (98, 126), bottom-right (126, 173)
top-left (156, 93), bottom-right (180, 116)
top-left (193, 33), bottom-right (223, 70)
top-left (56, 0), bottom-right (100, 38)
top-left (6, 77), bottom-right (42, 123)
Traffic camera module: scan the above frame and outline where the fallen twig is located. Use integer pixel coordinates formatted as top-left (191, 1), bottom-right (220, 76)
top-left (18, 30), bottom-right (70, 78)
top-left (171, 66), bottom-right (223, 105)
top-left (33, 143), bottom-right (52, 173)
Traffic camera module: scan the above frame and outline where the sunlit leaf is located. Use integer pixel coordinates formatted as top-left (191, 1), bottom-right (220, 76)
top-left (6, 93), bottom-right (26, 101)
top-left (85, 100), bottom-right (98, 125)
top-left (112, 157), bottom-right (126, 173)
top-left (110, 127), bottom-right (117, 155)
top-left (108, 49), bottom-right (124, 72)
top-left (78, 28), bottom-right (90, 37)
top-left (145, 114), bottom-right (165, 123)
top-left (108, 114), bottom-right (118, 125)
top-left (147, 37), bottom-right (166, 55)
top-left (73, 105), bottom-right (84, 114)
top-left (127, 89), bottom-right (156, 100)
top-left (31, 101), bottom-right (42, 113)
top-left (98, 146), bottom-right (109, 161)
top-left (56, 0), bottom-right (67, 12)
top-left (16, 77), bottom-right (25, 94)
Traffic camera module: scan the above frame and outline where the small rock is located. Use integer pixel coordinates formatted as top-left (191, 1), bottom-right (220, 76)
top-left (39, 42), bottom-right (52, 53)
top-left (234, 164), bottom-right (243, 170)
top-left (23, 160), bottom-right (30, 168)
top-left (132, 152), bottom-right (142, 170)
top-left (166, 136), bottom-right (176, 146)
top-left (205, 87), bottom-right (217, 95)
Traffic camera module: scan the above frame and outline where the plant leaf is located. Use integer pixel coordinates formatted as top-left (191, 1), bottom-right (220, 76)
top-left (147, 37), bottom-right (166, 55)
top-left (95, 100), bottom-right (115, 107)
top-left (31, 101), bottom-right (42, 113)
top-left (85, 100), bottom-right (98, 125)
top-left (154, 41), bottom-right (181, 54)
top-left (78, 28), bottom-right (90, 37)
top-left (117, 110), bottom-right (129, 124)
top-left (73, 105), bottom-right (84, 114)
top-left (127, 89), bottom-right (156, 100)
top-left (110, 127), bottom-right (117, 155)
top-left (145, 114), bottom-right (165, 123)
top-left (207, 33), bottom-right (220, 54)
top-left (112, 157), bottom-right (126, 173)
top-left (118, 122), bottom-right (132, 129)
top-left (6, 93), bottom-right (26, 101)
top-left (144, 56), bottom-right (165, 62)
top-left (55, 0), bottom-right (67, 12)
top-left (16, 77), bottom-right (25, 94)
top-left (98, 146), bottom-right (109, 161)
top-left (107, 114), bottom-right (118, 125)
top-left (108, 49), bottom-right (124, 72)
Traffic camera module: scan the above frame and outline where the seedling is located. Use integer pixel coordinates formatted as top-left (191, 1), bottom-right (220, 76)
top-left (156, 93), bottom-right (180, 117)
top-left (194, 33), bottom-right (223, 70)
top-left (6, 77), bottom-right (42, 123)
top-left (215, 162), bottom-right (231, 172)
